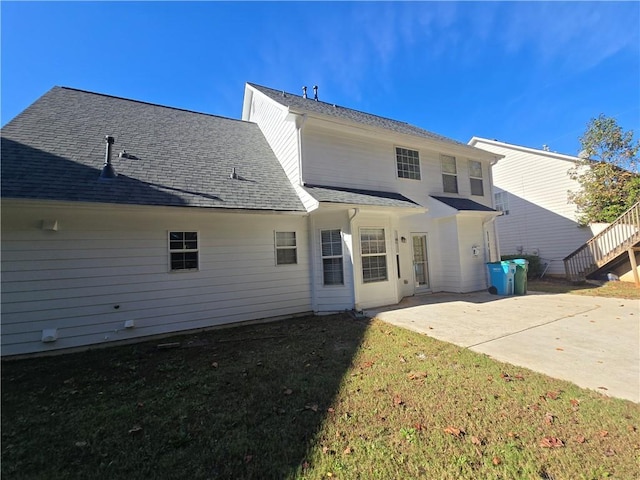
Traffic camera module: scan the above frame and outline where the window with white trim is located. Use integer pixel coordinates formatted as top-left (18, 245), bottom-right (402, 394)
top-left (469, 160), bottom-right (484, 196)
top-left (441, 155), bottom-right (458, 193)
top-left (396, 147), bottom-right (421, 180)
top-left (494, 191), bottom-right (510, 215)
top-left (169, 231), bottom-right (199, 271)
top-left (321, 229), bottom-right (344, 285)
top-left (360, 228), bottom-right (387, 283)
top-left (275, 231), bottom-right (297, 265)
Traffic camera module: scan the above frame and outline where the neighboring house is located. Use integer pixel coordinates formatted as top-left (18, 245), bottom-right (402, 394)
top-left (468, 137), bottom-right (600, 276)
top-left (1, 84), bottom-right (502, 356)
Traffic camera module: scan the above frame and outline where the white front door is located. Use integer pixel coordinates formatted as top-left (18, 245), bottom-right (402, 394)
top-left (412, 233), bottom-right (430, 293)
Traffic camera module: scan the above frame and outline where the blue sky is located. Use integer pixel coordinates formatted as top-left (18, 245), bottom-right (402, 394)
top-left (2, 1), bottom-right (638, 156)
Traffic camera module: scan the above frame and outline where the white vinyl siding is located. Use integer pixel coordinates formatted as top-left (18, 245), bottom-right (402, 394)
top-left (395, 147), bottom-right (421, 180)
top-left (360, 228), bottom-right (387, 283)
top-left (321, 229), bottom-right (343, 285)
top-left (246, 90), bottom-right (300, 185)
top-left (1, 203), bottom-right (312, 356)
top-left (469, 160), bottom-right (484, 196)
top-left (441, 155), bottom-right (458, 193)
top-left (472, 138), bottom-right (596, 275)
top-left (275, 231), bottom-right (297, 265)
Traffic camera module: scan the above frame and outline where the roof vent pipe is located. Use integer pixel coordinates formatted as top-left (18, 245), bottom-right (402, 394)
top-left (302, 86), bottom-right (307, 99)
top-left (313, 85), bottom-right (318, 101)
top-left (230, 167), bottom-right (239, 179)
top-left (100, 135), bottom-right (117, 179)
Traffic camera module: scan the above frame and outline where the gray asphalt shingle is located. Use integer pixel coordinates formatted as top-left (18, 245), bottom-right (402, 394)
top-left (1, 87), bottom-right (305, 211)
top-left (304, 184), bottom-right (420, 208)
top-left (430, 195), bottom-right (497, 212)
top-left (249, 83), bottom-right (469, 148)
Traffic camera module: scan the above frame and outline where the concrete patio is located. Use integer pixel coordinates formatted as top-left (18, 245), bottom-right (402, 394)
top-left (367, 291), bottom-right (640, 403)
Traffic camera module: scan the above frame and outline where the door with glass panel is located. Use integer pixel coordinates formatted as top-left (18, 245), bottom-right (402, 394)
top-left (412, 234), bottom-right (430, 293)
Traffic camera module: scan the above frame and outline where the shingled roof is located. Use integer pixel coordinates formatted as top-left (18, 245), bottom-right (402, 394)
top-left (304, 184), bottom-right (421, 209)
top-left (248, 83), bottom-right (470, 148)
top-left (1, 87), bottom-right (305, 212)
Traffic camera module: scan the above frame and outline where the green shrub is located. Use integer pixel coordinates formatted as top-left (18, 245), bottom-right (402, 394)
top-left (500, 254), bottom-right (543, 279)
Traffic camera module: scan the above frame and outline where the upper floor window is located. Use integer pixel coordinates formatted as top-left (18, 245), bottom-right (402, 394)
top-left (494, 191), bottom-right (510, 215)
top-left (321, 229), bottom-right (344, 285)
top-left (396, 147), bottom-right (421, 180)
top-left (469, 160), bottom-right (484, 196)
top-left (441, 155), bottom-right (458, 193)
top-left (275, 231), bottom-right (297, 265)
top-left (169, 231), bottom-right (199, 271)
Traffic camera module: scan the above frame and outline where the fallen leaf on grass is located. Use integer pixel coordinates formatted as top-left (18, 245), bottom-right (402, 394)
top-left (539, 437), bottom-right (564, 448)
top-left (399, 356), bottom-right (407, 363)
top-left (343, 446), bottom-right (352, 454)
top-left (393, 395), bottom-right (404, 406)
top-left (322, 446), bottom-right (336, 455)
top-left (283, 388), bottom-right (293, 395)
top-left (507, 431), bottom-right (518, 439)
top-left (471, 436), bottom-right (483, 446)
top-left (211, 362), bottom-right (218, 368)
top-left (604, 448), bottom-right (616, 457)
top-left (301, 461), bottom-right (310, 470)
top-left (361, 360), bottom-right (374, 369)
top-left (407, 371), bottom-right (428, 380)
top-left (305, 404), bottom-right (319, 412)
top-left (128, 425), bottom-right (143, 435)
top-left (444, 426), bottom-right (465, 437)
top-left (492, 456), bottom-right (501, 465)
top-left (599, 430), bottom-right (608, 438)
top-left (569, 398), bottom-right (580, 407)
top-left (75, 441), bottom-right (88, 447)
top-left (327, 407), bottom-right (335, 413)
top-left (575, 435), bottom-right (586, 444)
top-left (544, 413), bottom-right (555, 425)
top-left (546, 391), bottom-right (560, 400)
top-left (244, 455), bottom-right (253, 463)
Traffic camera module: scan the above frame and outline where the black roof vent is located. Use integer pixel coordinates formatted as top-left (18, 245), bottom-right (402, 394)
top-left (313, 85), bottom-right (318, 101)
top-left (100, 135), bottom-right (117, 179)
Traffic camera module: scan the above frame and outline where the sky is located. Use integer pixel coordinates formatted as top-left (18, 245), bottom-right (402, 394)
top-left (2, 1), bottom-right (639, 157)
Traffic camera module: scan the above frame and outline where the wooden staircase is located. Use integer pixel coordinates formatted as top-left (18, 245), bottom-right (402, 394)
top-left (564, 201), bottom-right (640, 282)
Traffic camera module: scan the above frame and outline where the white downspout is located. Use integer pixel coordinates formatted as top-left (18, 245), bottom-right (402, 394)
top-left (349, 208), bottom-right (360, 310)
top-left (295, 113), bottom-right (307, 185)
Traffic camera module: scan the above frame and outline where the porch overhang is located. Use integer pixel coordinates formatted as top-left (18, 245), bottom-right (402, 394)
top-left (428, 195), bottom-right (500, 220)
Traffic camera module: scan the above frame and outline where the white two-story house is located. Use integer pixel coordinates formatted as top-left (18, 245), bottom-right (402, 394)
top-left (1, 83), bottom-right (502, 356)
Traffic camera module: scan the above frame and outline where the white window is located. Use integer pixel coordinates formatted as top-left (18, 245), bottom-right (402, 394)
top-left (275, 231), bottom-right (297, 265)
top-left (469, 160), bottom-right (484, 196)
top-left (321, 229), bottom-right (344, 285)
top-left (494, 191), bottom-right (510, 215)
top-left (396, 147), bottom-right (421, 180)
top-left (360, 228), bottom-right (387, 283)
top-left (441, 155), bottom-right (458, 193)
top-left (169, 231), bottom-right (199, 271)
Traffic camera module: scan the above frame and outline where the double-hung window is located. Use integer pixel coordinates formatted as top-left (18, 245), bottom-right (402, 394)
top-left (396, 147), bottom-right (421, 180)
top-left (441, 155), bottom-right (458, 193)
top-left (275, 231), bottom-right (297, 265)
top-left (321, 229), bottom-right (344, 285)
top-left (469, 160), bottom-right (484, 196)
top-left (169, 231), bottom-right (199, 271)
top-left (494, 191), bottom-right (510, 215)
top-left (360, 228), bottom-right (387, 283)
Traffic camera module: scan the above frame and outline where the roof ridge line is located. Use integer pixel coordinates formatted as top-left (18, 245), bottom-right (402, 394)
top-left (57, 86), bottom-right (249, 124)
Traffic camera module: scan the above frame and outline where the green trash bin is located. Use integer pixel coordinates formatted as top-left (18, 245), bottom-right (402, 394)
top-left (511, 259), bottom-right (529, 295)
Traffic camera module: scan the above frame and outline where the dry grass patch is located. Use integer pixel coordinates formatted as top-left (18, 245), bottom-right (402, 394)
top-left (529, 279), bottom-right (640, 299)
top-left (2, 315), bottom-right (639, 479)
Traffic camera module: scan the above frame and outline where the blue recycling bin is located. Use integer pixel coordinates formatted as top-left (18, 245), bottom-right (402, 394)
top-left (486, 261), bottom-right (516, 295)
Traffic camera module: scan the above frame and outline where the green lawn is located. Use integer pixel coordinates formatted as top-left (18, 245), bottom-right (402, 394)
top-left (2, 314), bottom-right (639, 479)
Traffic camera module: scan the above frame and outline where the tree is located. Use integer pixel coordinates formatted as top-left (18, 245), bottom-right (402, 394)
top-left (568, 114), bottom-right (640, 224)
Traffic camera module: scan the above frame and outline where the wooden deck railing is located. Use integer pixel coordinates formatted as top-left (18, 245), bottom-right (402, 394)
top-left (564, 201), bottom-right (640, 282)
